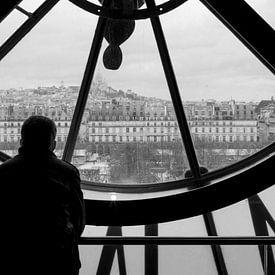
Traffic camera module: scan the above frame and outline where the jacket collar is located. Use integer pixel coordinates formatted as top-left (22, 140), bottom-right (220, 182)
top-left (18, 146), bottom-right (57, 158)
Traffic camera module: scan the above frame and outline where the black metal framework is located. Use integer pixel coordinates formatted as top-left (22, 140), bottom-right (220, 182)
top-left (96, 226), bottom-right (127, 275)
top-left (15, 6), bottom-right (32, 18)
top-left (145, 0), bottom-right (226, 272)
top-left (0, 0), bottom-right (275, 275)
top-left (199, 0), bottom-right (275, 75)
top-left (62, 0), bottom-right (110, 162)
top-left (145, 0), bottom-right (201, 179)
top-left (248, 195), bottom-right (275, 275)
top-left (0, 0), bottom-right (274, 191)
top-left (0, 0), bottom-right (23, 23)
top-left (0, 0), bottom-right (60, 62)
top-left (79, 236), bottom-right (275, 274)
top-left (69, 0), bottom-right (189, 20)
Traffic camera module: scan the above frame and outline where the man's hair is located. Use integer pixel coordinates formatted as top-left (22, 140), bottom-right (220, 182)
top-left (21, 116), bottom-right (57, 149)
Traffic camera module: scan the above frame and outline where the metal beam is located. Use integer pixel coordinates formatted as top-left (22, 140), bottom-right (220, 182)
top-left (96, 226), bottom-right (127, 275)
top-left (145, 224), bottom-right (158, 275)
top-left (185, 169), bottom-right (228, 275)
top-left (145, 0), bottom-right (201, 179)
top-left (62, 7), bottom-right (108, 162)
top-left (79, 236), bottom-right (275, 245)
top-left (203, 213), bottom-right (228, 275)
top-left (15, 6), bottom-right (32, 18)
top-left (248, 195), bottom-right (275, 275)
top-left (200, 0), bottom-right (275, 74)
top-left (144, 0), bottom-right (228, 272)
top-left (0, 0), bottom-right (60, 61)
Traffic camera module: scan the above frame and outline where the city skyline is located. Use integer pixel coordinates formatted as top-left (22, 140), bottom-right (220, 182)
top-left (0, 0), bottom-right (274, 102)
top-left (0, 80), bottom-right (274, 104)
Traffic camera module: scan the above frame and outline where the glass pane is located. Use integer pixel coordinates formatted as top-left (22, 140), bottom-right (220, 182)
top-left (258, 185), bottom-right (275, 219)
top-left (82, 216), bottom-right (207, 238)
top-left (159, 245), bottom-right (217, 275)
top-left (213, 188), bottom-right (275, 237)
top-left (0, 1), bottom-right (96, 157)
top-left (79, 245), bottom-right (218, 275)
top-left (244, 0), bottom-right (275, 28)
top-left (0, 9), bottom-right (26, 44)
top-left (213, 199), bottom-right (256, 236)
top-left (73, 19), bottom-right (189, 184)
top-left (223, 245), bottom-right (263, 275)
top-left (82, 225), bottom-right (108, 237)
top-left (161, 0), bottom-right (275, 172)
top-left (0, 0), bottom-right (48, 44)
top-left (258, 185), bottom-right (275, 237)
top-left (159, 215), bottom-right (208, 236)
top-left (79, 245), bottom-right (105, 275)
top-left (19, 0), bottom-right (45, 12)
top-left (79, 244), bottom-right (269, 274)
top-left (82, 224), bottom-right (145, 237)
top-left (80, 245), bottom-right (144, 275)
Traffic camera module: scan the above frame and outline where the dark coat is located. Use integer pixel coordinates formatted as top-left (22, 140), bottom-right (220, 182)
top-left (0, 147), bottom-right (85, 275)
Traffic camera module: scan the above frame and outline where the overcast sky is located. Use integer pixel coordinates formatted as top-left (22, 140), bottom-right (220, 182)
top-left (0, 0), bottom-right (274, 101)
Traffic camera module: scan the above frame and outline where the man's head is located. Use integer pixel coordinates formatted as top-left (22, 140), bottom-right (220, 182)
top-left (21, 116), bottom-right (57, 151)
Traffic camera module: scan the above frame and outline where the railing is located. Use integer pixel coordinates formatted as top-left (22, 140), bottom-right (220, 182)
top-left (79, 236), bottom-right (275, 275)
top-left (79, 236), bottom-right (275, 245)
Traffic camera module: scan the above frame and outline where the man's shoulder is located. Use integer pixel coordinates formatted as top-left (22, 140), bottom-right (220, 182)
top-left (0, 155), bottom-right (22, 171)
top-left (51, 157), bottom-right (80, 175)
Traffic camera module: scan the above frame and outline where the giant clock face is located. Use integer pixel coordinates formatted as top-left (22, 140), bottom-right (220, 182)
top-left (0, 0), bottom-right (274, 226)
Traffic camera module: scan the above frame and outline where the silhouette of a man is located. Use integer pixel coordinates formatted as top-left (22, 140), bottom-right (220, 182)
top-left (0, 116), bottom-right (85, 275)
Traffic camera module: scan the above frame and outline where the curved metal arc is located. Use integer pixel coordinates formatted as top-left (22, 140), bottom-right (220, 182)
top-left (1, 144), bottom-right (274, 225)
top-left (69, 0), bottom-right (189, 20)
top-left (84, 151), bottom-right (275, 226)
top-left (80, 142), bottom-right (275, 193)
top-left (1, 142), bottom-right (274, 192)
